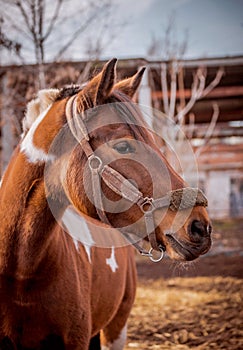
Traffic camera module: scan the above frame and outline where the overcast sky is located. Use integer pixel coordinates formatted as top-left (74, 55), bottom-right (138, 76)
top-left (2, 0), bottom-right (243, 63)
top-left (97, 0), bottom-right (243, 60)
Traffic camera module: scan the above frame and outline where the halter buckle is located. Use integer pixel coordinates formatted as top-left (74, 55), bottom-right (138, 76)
top-left (138, 197), bottom-right (155, 213)
top-left (88, 155), bottom-right (103, 172)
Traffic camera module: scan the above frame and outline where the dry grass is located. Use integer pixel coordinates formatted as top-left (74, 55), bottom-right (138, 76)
top-left (125, 276), bottom-right (243, 350)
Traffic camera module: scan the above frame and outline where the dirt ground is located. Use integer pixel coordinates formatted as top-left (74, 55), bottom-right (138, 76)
top-left (125, 219), bottom-right (243, 350)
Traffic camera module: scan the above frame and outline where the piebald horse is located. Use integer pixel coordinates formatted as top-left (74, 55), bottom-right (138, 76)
top-left (0, 59), bottom-right (211, 349)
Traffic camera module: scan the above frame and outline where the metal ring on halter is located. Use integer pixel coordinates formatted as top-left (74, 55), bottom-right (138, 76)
top-left (139, 197), bottom-right (155, 214)
top-left (149, 246), bottom-right (164, 263)
top-left (88, 155), bottom-right (103, 172)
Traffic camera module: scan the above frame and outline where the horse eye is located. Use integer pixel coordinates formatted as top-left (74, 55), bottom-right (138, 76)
top-left (113, 141), bottom-right (134, 154)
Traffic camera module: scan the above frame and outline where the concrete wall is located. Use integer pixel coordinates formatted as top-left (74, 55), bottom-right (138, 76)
top-left (203, 170), bottom-right (243, 219)
top-left (205, 171), bottom-right (231, 218)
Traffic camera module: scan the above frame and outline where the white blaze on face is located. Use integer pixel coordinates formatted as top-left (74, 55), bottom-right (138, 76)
top-left (106, 246), bottom-right (118, 273)
top-left (62, 207), bottom-right (95, 263)
top-left (20, 106), bottom-right (56, 163)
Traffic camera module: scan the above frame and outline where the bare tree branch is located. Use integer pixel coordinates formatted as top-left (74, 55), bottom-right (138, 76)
top-left (175, 66), bottom-right (223, 123)
top-left (204, 103), bottom-right (220, 140)
top-left (161, 63), bottom-right (169, 115)
top-left (195, 102), bottom-right (219, 158)
top-left (187, 112), bottom-right (195, 139)
top-left (147, 11), bottom-right (188, 61)
top-left (0, 18), bottom-right (22, 56)
top-left (53, 3), bottom-right (110, 61)
top-left (43, 0), bottom-right (62, 41)
top-left (175, 68), bottom-right (198, 121)
top-left (15, 0), bottom-right (32, 33)
top-left (1, 10), bottom-right (33, 42)
top-left (201, 67), bottom-right (225, 98)
top-left (178, 65), bottom-right (185, 110)
top-left (168, 60), bottom-right (177, 118)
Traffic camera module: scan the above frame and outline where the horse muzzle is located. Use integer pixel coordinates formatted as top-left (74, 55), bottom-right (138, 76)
top-left (163, 220), bottom-right (212, 261)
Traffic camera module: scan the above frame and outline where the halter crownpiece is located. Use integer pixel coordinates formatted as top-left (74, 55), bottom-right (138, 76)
top-left (65, 96), bottom-right (208, 262)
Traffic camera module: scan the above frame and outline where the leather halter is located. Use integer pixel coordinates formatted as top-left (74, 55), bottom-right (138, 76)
top-left (65, 95), bottom-right (208, 260)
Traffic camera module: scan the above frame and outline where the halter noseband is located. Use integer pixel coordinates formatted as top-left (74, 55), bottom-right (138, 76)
top-left (66, 95), bottom-right (208, 262)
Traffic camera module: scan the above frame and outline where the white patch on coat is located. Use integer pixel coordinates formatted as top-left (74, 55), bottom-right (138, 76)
top-left (72, 237), bottom-right (79, 251)
top-left (111, 324), bottom-right (127, 350)
top-left (101, 324), bottom-right (127, 350)
top-left (62, 207), bottom-right (94, 263)
top-left (20, 106), bottom-right (55, 163)
top-left (83, 245), bottom-right (92, 263)
top-left (106, 247), bottom-right (118, 273)
top-left (0, 169), bottom-right (7, 188)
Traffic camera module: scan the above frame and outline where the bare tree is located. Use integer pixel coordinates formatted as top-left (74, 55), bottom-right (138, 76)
top-left (159, 61), bottom-right (224, 176)
top-left (146, 14), bottom-right (224, 178)
top-left (160, 61), bottom-right (224, 123)
top-left (0, 17), bottom-right (22, 58)
top-left (147, 11), bottom-right (188, 61)
top-left (0, 0), bottom-right (115, 88)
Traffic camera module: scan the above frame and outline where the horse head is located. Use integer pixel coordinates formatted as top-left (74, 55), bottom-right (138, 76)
top-left (26, 58), bottom-right (211, 262)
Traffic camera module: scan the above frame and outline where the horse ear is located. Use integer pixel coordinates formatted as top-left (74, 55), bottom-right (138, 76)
top-left (114, 66), bottom-right (146, 98)
top-left (96, 58), bottom-right (117, 104)
top-left (82, 58), bottom-right (117, 106)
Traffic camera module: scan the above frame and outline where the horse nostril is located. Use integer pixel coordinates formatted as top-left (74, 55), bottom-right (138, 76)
top-left (207, 224), bottom-right (212, 235)
top-left (189, 220), bottom-right (207, 241)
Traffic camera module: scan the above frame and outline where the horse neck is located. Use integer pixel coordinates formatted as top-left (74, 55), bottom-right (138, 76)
top-left (0, 128), bottom-right (65, 279)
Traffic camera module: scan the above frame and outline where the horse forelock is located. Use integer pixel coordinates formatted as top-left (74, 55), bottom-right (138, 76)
top-left (107, 91), bottom-right (151, 143)
top-left (70, 88), bottom-right (151, 146)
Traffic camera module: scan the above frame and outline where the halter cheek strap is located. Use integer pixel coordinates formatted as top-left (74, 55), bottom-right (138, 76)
top-left (65, 96), bottom-right (208, 261)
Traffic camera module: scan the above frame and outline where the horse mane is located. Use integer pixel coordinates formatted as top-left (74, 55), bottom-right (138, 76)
top-left (23, 88), bottom-right (60, 133)
top-left (22, 85), bottom-right (83, 134)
